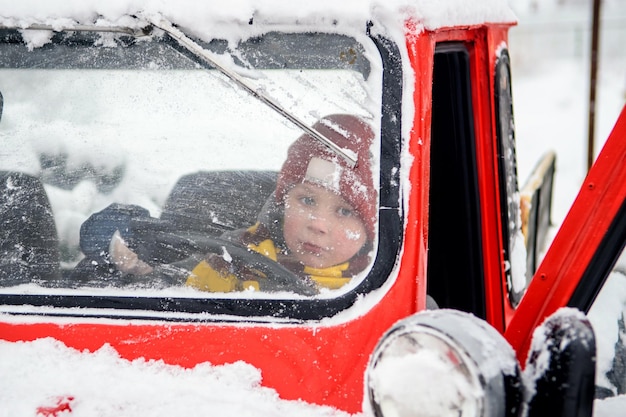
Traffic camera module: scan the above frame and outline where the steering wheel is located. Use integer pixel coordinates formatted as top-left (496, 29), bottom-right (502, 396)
top-left (75, 212), bottom-right (317, 295)
top-left (158, 232), bottom-right (319, 296)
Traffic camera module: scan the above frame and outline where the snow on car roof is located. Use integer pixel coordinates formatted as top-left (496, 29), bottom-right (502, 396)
top-left (1, 0), bottom-right (517, 40)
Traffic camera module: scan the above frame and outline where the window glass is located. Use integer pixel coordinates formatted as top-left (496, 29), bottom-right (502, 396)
top-left (495, 51), bottom-right (526, 307)
top-left (0, 27), bottom-right (382, 302)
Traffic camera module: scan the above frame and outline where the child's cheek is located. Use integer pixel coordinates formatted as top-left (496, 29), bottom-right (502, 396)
top-left (344, 229), bottom-right (362, 241)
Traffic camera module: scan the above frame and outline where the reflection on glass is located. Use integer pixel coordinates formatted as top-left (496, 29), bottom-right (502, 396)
top-left (0, 28), bottom-right (381, 298)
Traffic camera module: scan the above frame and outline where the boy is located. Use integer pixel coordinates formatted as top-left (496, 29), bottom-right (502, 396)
top-left (186, 114), bottom-right (376, 292)
top-left (79, 114), bottom-right (376, 293)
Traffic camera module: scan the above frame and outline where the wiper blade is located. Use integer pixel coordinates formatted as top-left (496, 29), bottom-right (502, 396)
top-left (0, 23), bottom-right (152, 37)
top-left (150, 16), bottom-right (358, 168)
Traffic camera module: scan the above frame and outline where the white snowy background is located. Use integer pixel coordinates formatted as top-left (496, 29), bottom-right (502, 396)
top-left (0, 0), bottom-right (625, 416)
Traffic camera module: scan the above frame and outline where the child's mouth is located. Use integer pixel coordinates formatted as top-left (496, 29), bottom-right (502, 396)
top-left (301, 242), bottom-right (324, 255)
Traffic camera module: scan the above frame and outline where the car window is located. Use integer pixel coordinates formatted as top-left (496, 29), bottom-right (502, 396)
top-left (427, 42), bottom-right (486, 319)
top-left (494, 50), bottom-right (526, 307)
top-left (0, 26), bottom-right (383, 306)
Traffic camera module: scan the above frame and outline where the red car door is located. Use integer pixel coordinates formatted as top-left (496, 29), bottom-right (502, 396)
top-left (505, 105), bottom-right (626, 377)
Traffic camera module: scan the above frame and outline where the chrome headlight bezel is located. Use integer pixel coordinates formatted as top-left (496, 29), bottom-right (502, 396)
top-left (365, 310), bottom-right (523, 417)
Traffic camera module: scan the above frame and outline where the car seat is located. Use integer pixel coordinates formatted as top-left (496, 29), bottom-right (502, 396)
top-left (160, 170), bottom-right (278, 236)
top-left (0, 171), bottom-right (62, 285)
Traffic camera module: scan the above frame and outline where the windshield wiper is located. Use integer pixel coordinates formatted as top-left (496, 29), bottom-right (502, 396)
top-left (6, 18), bottom-right (359, 167)
top-left (150, 16), bottom-right (358, 168)
top-left (0, 23), bottom-right (152, 37)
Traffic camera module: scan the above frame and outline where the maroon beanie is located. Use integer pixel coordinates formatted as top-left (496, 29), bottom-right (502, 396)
top-left (275, 114), bottom-right (377, 241)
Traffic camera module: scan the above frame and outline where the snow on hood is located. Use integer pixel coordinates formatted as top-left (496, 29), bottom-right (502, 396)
top-left (0, 337), bottom-right (356, 417)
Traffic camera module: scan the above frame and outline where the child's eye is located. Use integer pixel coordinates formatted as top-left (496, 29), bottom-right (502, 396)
top-left (299, 196), bottom-right (315, 206)
top-left (337, 207), bottom-right (354, 217)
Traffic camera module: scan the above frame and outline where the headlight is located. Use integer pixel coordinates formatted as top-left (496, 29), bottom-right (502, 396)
top-left (366, 310), bottom-right (523, 417)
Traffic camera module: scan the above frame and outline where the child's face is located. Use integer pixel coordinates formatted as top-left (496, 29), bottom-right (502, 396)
top-left (283, 183), bottom-right (367, 269)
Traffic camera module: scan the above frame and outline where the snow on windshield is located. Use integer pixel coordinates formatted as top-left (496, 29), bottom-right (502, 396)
top-left (0, 25), bottom-right (382, 296)
top-left (0, 0), bottom-right (516, 297)
top-left (1, 68), bottom-right (368, 212)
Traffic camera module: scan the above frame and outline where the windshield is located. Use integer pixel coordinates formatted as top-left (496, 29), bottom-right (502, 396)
top-left (0, 25), bottom-right (382, 305)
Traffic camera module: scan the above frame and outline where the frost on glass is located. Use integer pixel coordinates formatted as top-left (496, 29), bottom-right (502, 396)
top-left (0, 28), bottom-right (381, 298)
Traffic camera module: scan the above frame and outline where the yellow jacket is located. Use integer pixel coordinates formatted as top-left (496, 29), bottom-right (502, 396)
top-left (186, 223), bottom-right (352, 293)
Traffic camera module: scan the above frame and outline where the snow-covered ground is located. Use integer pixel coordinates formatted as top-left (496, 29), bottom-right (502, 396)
top-left (0, 0), bottom-right (625, 416)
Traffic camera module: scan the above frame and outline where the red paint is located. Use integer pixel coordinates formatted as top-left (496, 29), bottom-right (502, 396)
top-left (3, 270), bottom-right (417, 413)
top-left (36, 396), bottom-right (74, 417)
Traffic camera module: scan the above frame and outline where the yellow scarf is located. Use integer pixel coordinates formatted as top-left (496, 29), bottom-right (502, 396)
top-left (187, 237), bottom-right (351, 293)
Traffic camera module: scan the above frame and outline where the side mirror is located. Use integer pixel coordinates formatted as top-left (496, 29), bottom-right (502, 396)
top-left (524, 308), bottom-right (596, 417)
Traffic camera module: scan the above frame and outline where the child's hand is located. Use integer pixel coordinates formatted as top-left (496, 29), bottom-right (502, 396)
top-left (109, 230), bottom-right (154, 275)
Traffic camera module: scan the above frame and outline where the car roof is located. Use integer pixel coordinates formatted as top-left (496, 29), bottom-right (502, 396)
top-left (0, 0), bottom-right (516, 37)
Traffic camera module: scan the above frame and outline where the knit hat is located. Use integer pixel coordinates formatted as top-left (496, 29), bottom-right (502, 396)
top-left (275, 114), bottom-right (377, 241)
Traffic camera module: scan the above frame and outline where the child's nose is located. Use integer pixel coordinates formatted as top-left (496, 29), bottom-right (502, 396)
top-left (307, 212), bottom-right (329, 234)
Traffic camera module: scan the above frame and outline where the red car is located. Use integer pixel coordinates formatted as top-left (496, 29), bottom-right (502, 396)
top-left (0, 3), bottom-right (624, 416)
